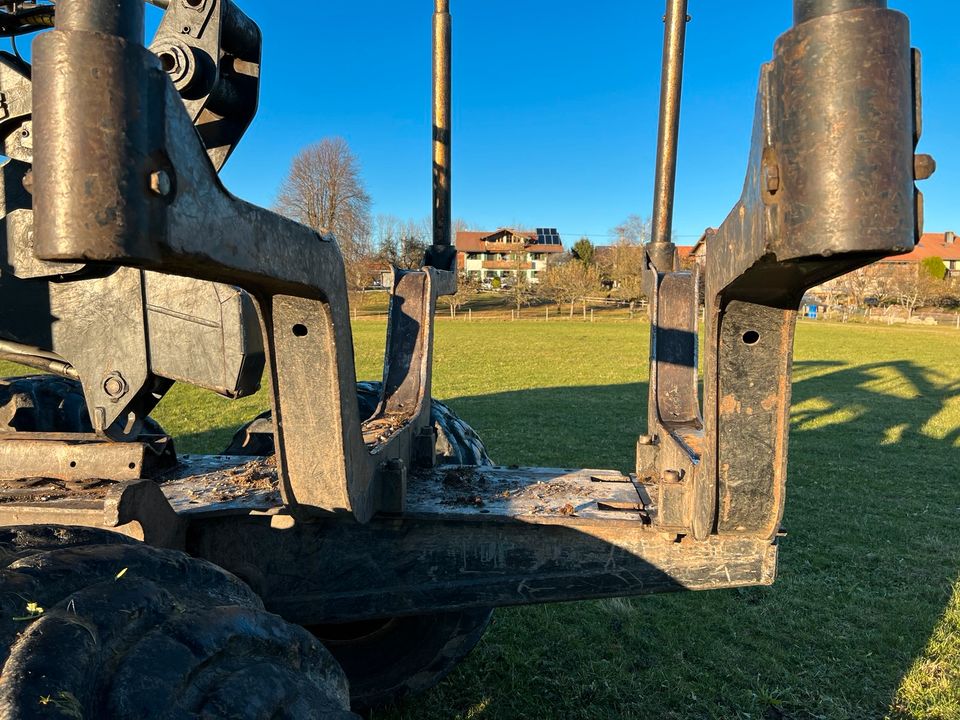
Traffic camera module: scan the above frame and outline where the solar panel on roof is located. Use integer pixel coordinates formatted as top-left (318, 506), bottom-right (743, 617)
top-left (533, 228), bottom-right (562, 245)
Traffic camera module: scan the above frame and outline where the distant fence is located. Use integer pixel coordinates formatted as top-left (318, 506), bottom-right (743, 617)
top-left (348, 302), bottom-right (960, 328)
top-left (801, 305), bottom-right (960, 328)
top-left (348, 299), bottom-right (651, 323)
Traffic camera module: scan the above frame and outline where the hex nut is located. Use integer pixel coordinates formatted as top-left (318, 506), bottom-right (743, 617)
top-left (914, 153), bottom-right (936, 181)
top-left (102, 372), bottom-right (128, 401)
top-left (763, 162), bottom-right (780, 193)
top-left (149, 170), bottom-right (172, 198)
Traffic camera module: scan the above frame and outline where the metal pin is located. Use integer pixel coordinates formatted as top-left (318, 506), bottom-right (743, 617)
top-left (432, 0), bottom-right (452, 248)
top-left (648, 0), bottom-right (689, 273)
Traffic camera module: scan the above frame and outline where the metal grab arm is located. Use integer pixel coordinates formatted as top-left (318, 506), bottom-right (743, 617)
top-left (642, 0), bottom-right (929, 540)
top-left (32, 0), bottom-right (446, 522)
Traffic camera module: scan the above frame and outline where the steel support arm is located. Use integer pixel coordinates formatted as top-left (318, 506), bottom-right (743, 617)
top-left (31, 0), bottom-right (443, 522)
top-left (643, 0), bottom-right (929, 541)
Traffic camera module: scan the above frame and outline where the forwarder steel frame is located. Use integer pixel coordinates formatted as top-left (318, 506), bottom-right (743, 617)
top-left (0, 0), bottom-right (933, 624)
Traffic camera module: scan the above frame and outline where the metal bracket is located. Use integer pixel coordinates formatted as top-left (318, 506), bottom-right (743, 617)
top-left (0, 433), bottom-right (175, 482)
top-left (642, 1), bottom-right (930, 541)
top-left (150, 0), bottom-right (262, 170)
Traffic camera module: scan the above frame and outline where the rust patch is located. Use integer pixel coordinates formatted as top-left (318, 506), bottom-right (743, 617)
top-left (719, 394), bottom-right (739, 415)
top-left (760, 393), bottom-right (778, 412)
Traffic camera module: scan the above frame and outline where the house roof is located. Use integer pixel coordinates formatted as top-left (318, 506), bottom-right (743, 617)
top-left (680, 229), bottom-right (960, 265)
top-left (879, 232), bottom-right (960, 263)
top-left (456, 228), bottom-right (564, 253)
top-left (691, 228), bottom-right (717, 257)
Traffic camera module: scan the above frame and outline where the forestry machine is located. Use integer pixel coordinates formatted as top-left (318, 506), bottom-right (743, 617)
top-left (0, 0), bottom-right (935, 716)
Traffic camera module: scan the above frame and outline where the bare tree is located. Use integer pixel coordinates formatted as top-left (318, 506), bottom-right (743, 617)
top-left (452, 217), bottom-right (472, 244)
top-left (398, 217), bottom-right (429, 269)
top-left (373, 215), bottom-right (429, 270)
top-left (839, 266), bottom-right (872, 308)
top-left (891, 268), bottom-right (944, 317)
top-left (506, 239), bottom-right (536, 315)
top-left (442, 274), bottom-right (477, 317)
top-left (611, 214), bottom-right (651, 245)
top-left (374, 214), bottom-right (401, 265)
top-left (540, 260), bottom-right (602, 317)
top-left (598, 237), bottom-right (647, 302)
top-left (275, 137), bottom-right (374, 301)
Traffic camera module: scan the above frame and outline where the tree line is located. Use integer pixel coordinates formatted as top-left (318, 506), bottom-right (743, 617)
top-left (831, 256), bottom-right (959, 316)
top-left (275, 137), bottom-right (450, 306)
top-left (274, 137), bottom-right (664, 314)
top-left (275, 137), bottom-right (959, 320)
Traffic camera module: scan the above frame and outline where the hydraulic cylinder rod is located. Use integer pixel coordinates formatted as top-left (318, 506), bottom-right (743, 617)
top-left (648, 0), bottom-right (688, 273)
top-left (432, 0), bottom-right (452, 248)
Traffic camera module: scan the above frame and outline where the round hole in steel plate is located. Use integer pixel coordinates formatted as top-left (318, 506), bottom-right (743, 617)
top-left (159, 52), bottom-right (177, 73)
top-left (292, 324), bottom-right (309, 337)
top-left (742, 330), bottom-right (760, 345)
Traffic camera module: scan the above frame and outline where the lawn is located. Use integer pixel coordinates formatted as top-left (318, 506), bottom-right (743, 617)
top-left (3, 318), bottom-right (959, 719)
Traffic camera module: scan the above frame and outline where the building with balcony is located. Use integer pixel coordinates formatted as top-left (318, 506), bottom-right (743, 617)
top-left (456, 228), bottom-right (564, 283)
top-left (881, 231), bottom-right (960, 279)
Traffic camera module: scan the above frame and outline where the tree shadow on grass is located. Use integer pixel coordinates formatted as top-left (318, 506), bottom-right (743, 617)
top-left (375, 359), bottom-right (960, 720)
top-left (150, 360), bottom-right (960, 719)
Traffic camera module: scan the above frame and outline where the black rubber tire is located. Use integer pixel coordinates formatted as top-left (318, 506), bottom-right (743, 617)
top-left (224, 381), bottom-right (494, 711)
top-left (0, 525), bottom-right (358, 719)
top-left (308, 609), bottom-right (493, 711)
top-left (0, 374), bottom-right (168, 437)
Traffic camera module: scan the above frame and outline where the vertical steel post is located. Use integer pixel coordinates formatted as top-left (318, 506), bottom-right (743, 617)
top-left (432, 0), bottom-right (452, 248)
top-left (34, 0), bottom-right (157, 265)
top-left (57, 0), bottom-right (144, 40)
top-left (794, 0), bottom-right (886, 24)
top-left (647, 0), bottom-right (688, 273)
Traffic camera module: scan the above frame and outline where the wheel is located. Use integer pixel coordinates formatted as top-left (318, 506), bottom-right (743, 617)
top-left (307, 609), bottom-right (493, 711)
top-left (224, 381), bottom-right (494, 710)
top-left (0, 525), bottom-right (357, 719)
top-left (224, 381), bottom-right (491, 466)
top-left (0, 374), bottom-right (170, 439)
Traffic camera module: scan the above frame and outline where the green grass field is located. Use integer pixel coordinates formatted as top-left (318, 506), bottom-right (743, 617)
top-left (3, 319), bottom-right (959, 719)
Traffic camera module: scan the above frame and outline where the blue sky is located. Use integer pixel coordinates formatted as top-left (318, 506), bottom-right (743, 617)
top-left (196, 2), bottom-right (956, 247)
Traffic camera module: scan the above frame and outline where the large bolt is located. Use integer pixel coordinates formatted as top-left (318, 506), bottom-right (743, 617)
top-left (150, 40), bottom-right (200, 91)
top-left (19, 122), bottom-right (32, 150)
top-left (149, 170), bottom-right (172, 198)
top-left (914, 154), bottom-right (937, 181)
top-left (662, 469), bottom-right (684, 483)
top-left (102, 372), bottom-right (128, 401)
top-left (763, 162), bottom-right (780, 194)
